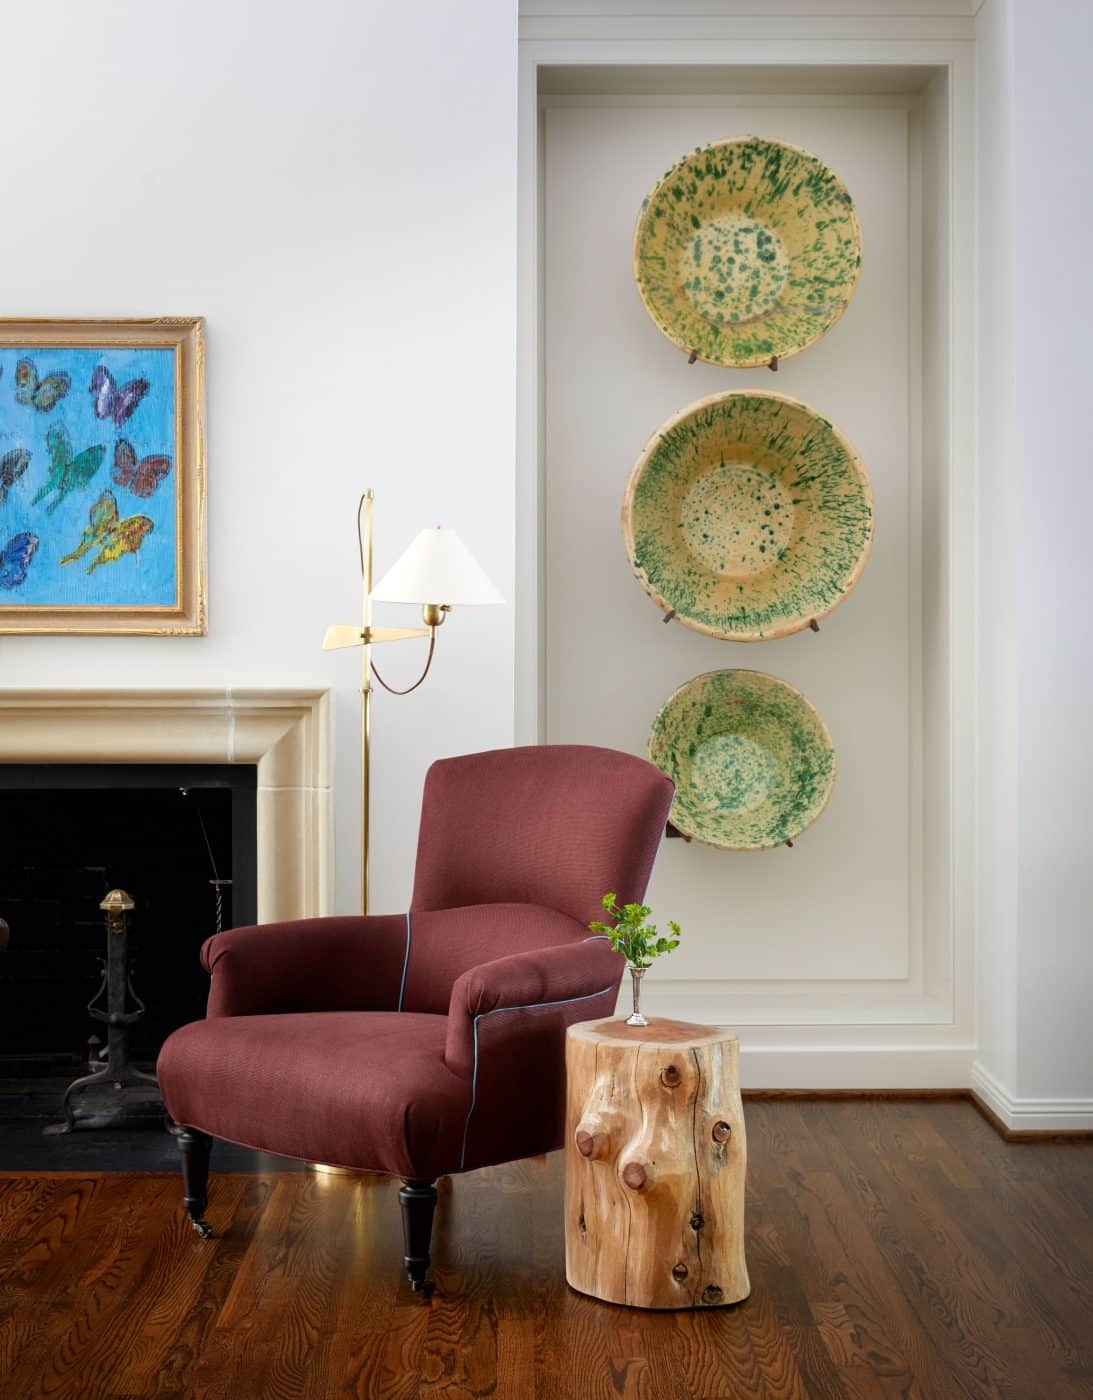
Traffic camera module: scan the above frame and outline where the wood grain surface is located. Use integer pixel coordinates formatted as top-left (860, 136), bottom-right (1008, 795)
top-left (1, 1100), bottom-right (1090, 1398)
top-left (565, 1018), bottom-right (748, 1309)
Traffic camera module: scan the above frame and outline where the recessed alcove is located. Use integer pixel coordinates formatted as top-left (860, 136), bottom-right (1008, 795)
top-left (518, 52), bottom-right (973, 1084)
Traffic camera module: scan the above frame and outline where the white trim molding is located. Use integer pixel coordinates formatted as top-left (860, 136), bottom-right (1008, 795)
top-left (743, 1043), bottom-right (975, 1090)
top-left (971, 1061), bottom-right (1093, 1135)
top-left (0, 687), bottom-right (333, 924)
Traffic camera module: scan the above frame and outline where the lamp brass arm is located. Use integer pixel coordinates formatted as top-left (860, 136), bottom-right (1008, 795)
top-left (322, 624), bottom-right (431, 651)
top-left (367, 625), bottom-right (432, 644)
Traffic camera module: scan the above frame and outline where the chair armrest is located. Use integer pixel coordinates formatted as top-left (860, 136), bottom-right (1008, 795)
top-left (444, 936), bottom-right (623, 1079)
top-left (200, 914), bottom-right (409, 1017)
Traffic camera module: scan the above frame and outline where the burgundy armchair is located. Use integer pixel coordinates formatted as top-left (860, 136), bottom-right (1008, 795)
top-left (157, 744), bottom-right (674, 1292)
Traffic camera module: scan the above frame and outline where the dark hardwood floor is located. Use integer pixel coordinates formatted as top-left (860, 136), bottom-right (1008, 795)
top-left (0, 1099), bottom-right (1090, 1399)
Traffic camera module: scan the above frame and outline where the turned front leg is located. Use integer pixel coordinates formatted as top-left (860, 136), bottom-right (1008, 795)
top-left (175, 1124), bottom-right (214, 1239)
top-left (398, 1179), bottom-right (438, 1299)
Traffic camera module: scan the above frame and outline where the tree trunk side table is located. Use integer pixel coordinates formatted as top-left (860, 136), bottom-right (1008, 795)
top-left (564, 1017), bottom-right (749, 1310)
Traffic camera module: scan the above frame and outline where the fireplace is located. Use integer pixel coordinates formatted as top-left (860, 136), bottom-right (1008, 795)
top-left (0, 688), bottom-right (330, 1162)
top-left (0, 765), bottom-right (257, 1069)
top-left (0, 688), bottom-right (332, 925)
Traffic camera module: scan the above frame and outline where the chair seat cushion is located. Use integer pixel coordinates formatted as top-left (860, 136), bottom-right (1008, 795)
top-left (157, 1012), bottom-right (470, 1179)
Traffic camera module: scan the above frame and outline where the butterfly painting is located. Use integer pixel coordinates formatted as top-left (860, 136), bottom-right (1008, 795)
top-left (61, 490), bottom-right (153, 575)
top-left (14, 359), bottom-right (72, 413)
top-left (32, 425), bottom-right (106, 514)
top-left (90, 364), bottom-right (149, 426)
top-left (0, 319), bottom-right (204, 634)
top-left (0, 532), bottom-right (38, 589)
top-left (113, 439), bottom-right (172, 498)
top-left (0, 448), bottom-right (30, 505)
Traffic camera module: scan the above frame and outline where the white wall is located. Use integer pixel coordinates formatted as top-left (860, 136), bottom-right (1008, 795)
top-left (973, 0), bottom-right (1093, 1128)
top-left (0, 0), bottom-right (518, 918)
top-left (3, 0), bottom-right (1088, 1115)
top-left (973, 0), bottom-right (1019, 1102)
top-left (1011, 0), bottom-right (1093, 1106)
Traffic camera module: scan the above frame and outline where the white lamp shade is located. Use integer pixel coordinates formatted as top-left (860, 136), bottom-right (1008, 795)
top-left (370, 526), bottom-right (504, 607)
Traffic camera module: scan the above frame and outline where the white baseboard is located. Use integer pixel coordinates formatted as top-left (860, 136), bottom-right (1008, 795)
top-left (739, 1043), bottom-right (975, 1090)
top-left (971, 1061), bottom-right (1093, 1133)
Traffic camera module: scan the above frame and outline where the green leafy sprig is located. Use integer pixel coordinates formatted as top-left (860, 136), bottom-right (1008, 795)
top-left (588, 892), bottom-right (681, 970)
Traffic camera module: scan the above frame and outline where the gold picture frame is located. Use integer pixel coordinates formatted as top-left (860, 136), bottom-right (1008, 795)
top-left (0, 317), bottom-right (206, 635)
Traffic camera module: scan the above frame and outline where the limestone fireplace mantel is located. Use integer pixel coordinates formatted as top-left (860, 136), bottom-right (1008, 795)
top-left (0, 688), bottom-right (332, 923)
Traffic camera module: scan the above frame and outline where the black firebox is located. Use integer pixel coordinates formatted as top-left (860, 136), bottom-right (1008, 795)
top-left (0, 764), bottom-right (257, 1069)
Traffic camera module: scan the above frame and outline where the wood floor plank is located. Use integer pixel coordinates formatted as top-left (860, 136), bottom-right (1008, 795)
top-left (323, 1181), bottom-right (401, 1397)
top-left (10, 1177), bottom-right (175, 1400)
top-left (916, 1142), bottom-right (1093, 1387)
top-left (110, 1176), bottom-right (249, 1396)
top-left (861, 1104), bottom-right (1073, 1396)
top-left (253, 1177), bottom-right (356, 1400)
top-left (0, 1176), bottom-right (51, 1234)
top-left (775, 1165), bottom-right (973, 1400)
top-left (751, 1102), bottom-right (961, 1400)
top-left (212, 1175), bottom-right (298, 1331)
top-left (146, 1175), bottom-right (276, 1399)
top-left (0, 1103), bottom-right (1089, 1399)
top-left (49, 1180), bottom-right (228, 1400)
top-left (0, 1175), bottom-right (130, 1385)
top-left (817, 1101), bottom-right (1058, 1400)
top-left (740, 1182), bottom-right (845, 1400)
top-left (673, 1306), bottom-right (765, 1400)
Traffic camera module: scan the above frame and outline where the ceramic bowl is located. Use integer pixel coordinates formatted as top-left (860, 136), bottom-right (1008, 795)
top-left (622, 390), bottom-right (873, 641)
top-left (633, 136), bottom-right (862, 368)
top-left (648, 669), bottom-right (835, 850)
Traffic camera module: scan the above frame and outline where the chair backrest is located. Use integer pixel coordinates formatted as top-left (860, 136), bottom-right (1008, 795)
top-left (409, 744), bottom-right (675, 926)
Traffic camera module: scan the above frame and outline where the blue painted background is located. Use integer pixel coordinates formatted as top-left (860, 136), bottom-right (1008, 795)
top-left (0, 346), bottom-right (177, 607)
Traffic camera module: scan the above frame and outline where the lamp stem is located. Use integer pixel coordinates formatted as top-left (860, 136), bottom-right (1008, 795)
top-left (358, 489), bottom-right (374, 915)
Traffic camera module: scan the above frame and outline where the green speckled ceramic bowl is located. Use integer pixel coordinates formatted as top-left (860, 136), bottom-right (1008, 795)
top-left (634, 137), bottom-right (862, 368)
top-left (648, 669), bottom-right (835, 850)
top-left (622, 390), bottom-right (873, 641)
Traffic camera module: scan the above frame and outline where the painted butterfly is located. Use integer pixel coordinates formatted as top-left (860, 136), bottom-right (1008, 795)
top-left (89, 365), bottom-right (149, 426)
top-left (13, 359), bottom-right (72, 413)
top-left (0, 532), bottom-right (38, 589)
top-left (60, 489), bottom-right (152, 575)
top-left (32, 425), bottom-right (106, 514)
top-left (112, 439), bottom-right (172, 498)
top-left (0, 448), bottom-right (30, 506)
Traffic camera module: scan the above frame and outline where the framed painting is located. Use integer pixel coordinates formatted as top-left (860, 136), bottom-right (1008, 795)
top-left (0, 318), bottom-right (205, 635)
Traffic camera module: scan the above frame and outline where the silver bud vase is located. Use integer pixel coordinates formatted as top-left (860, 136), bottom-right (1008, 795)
top-left (626, 965), bottom-right (648, 1026)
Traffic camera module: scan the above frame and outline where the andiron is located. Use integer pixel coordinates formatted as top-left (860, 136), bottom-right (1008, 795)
top-left (58, 888), bottom-right (161, 1130)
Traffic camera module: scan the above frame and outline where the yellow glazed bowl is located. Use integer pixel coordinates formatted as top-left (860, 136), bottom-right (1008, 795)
top-left (633, 136), bottom-right (862, 368)
top-left (622, 390), bottom-right (873, 642)
top-left (649, 669), bottom-right (836, 850)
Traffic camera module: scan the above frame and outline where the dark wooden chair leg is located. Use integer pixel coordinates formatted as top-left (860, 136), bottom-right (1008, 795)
top-left (398, 1178), bottom-right (438, 1297)
top-left (175, 1125), bottom-right (214, 1239)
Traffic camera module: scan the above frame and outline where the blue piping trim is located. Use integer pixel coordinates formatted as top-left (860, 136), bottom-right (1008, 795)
top-left (459, 982), bottom-right (614, 1170)
top-left (397, 912), bottom-right (412, 1012)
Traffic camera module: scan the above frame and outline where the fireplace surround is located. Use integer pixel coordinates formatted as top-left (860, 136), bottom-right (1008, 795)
top-left (0, 689), bottom-right (332, 925)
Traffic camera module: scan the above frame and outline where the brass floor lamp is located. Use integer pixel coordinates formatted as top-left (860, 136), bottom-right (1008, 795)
top-left (322, 489), bottom-right (503, 913)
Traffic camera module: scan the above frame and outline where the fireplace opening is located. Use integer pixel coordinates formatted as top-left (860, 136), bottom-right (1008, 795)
top-left (0, 764), bottom-right (257, 1071)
